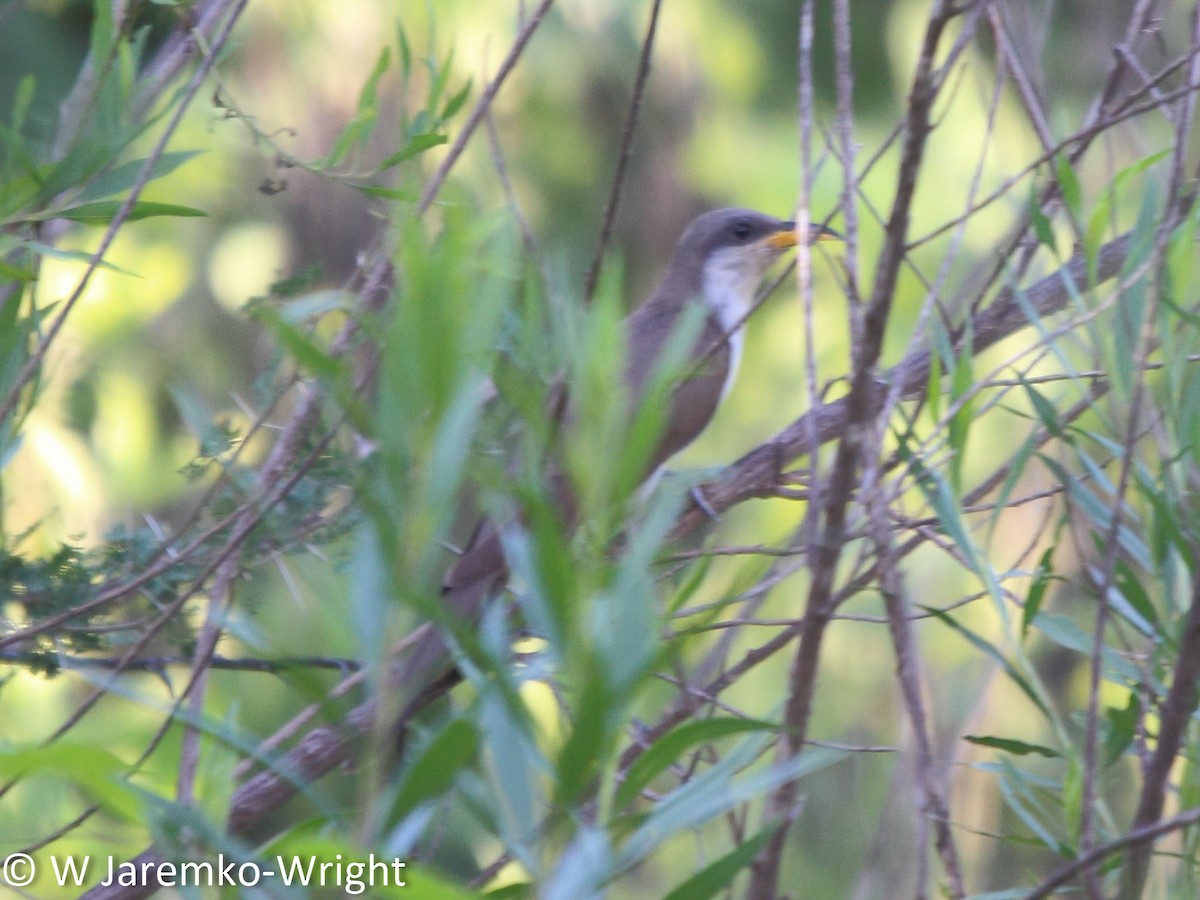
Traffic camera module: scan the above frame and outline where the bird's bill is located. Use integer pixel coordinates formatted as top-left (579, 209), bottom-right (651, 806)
top-left (766, 221), bottom-right (841, 250)
top-left (809, 223), bottom-right (842, 242)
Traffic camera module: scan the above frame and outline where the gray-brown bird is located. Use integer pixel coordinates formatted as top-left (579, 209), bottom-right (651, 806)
top-left (392, 208), bottom-right (838, 723)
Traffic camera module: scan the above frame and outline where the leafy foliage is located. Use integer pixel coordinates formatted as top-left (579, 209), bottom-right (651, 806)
top-left (4, 2), bottom-right (1200, 899)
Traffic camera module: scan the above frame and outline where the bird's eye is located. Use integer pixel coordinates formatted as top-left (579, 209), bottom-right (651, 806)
top-left (731, 220), bottom-right (753, 241)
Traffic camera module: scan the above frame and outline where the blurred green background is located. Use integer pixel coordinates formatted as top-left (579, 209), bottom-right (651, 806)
top-left (0, 0), bottom-right (1184, 895)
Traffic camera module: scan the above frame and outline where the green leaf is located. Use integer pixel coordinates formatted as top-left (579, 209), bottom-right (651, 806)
top-left (1020, 546), bottom-right (1055, 639)
top-left (543, 826), bottom-right (613, 900)
top-left (662, 826), bottom-right (777, 900)
top-left (922, 605), bottom-right (1050, 718)
top-left (10, 74), bottom-right (36, 136)
top-left (0, 744), bottom-right (140, 822)
top-left (947, 319), bottom-right (974, 492)
top-left (318, 47), bottom-right (390, 168)
top-left (253, 306), bottom-right (344, 378)
top-left (616, 717), bottom-right (778, 811)
top-left (44, 199), bottom-right (208, 223)
top-left (1166, 207), bottom-right (1200, 313)
top-left (996, 756), bottom-right (1072, 856)
top-left (1021, 379), bottom-right (1064, 438)
top-left (1029, 181), bottom-right (1057, 255)
top-left (1055, 154), bottom-right (1082, 225)
top-left (620, 745), bottom-right (845, 868)
top-left (356, 185), bottom-right (419, 202)
top-left (988, 428), bottom-right (1038, 542)
top-left (555, 672), bottom-right (611, 806)
top-left (965, 734), bottom-right (1059, 758)
top-left (396, 22), bottom-right (413, 79)
top-left (358, 46), bottom-right (391, 116)
top-left (392, 718), bottom-right (479, 816)
top-left (1113, 558), bottom-right (1159, 632)
top-left (441, 80), bottom-right (472, 121)
top-left (926, 327), bottom-right (943, 424)
top-left (897, 431), bottom-right (1005, 613)
top-left (72, 150), bottom-right (202, 205)
top-left (377, 133), bottom-right (448, 171)
top-left (272, 288), bottom-right (353, 324)
top-left (24, 241), bottom-right (138, 275)
top-left (0, 258), bottom-right (36, 282)
top-left (1103, 693), bottom-right (1139, 766)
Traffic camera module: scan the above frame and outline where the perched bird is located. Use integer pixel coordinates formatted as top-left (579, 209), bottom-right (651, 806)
top-left (392, 208), bottom-right (838, 724)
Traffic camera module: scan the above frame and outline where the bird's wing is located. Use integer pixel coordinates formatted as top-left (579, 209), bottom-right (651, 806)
top-left (625, 300), bottom-right (732, 475)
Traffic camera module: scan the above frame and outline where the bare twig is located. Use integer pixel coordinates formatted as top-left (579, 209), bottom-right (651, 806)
top-left (417, 0), bottom-right (557, 215)
top-left (582, 0), bottom-right (667, 302)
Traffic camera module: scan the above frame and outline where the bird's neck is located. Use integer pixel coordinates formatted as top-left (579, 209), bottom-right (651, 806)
top-left (700, 248), bottom-right (760, 335)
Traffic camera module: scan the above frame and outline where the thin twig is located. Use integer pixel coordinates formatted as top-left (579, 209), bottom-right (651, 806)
top-left (417, 0), bottom-right (557, 215)
top-left (582, 0), bottom-right (667, 302)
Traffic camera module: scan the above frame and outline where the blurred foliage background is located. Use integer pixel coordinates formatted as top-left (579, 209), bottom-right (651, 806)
top-left (2, 0), bottom-right (1198, 897)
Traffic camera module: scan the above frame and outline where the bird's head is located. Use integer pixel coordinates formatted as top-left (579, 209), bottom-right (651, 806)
top-left (674, 208), bottom-right (839, 330)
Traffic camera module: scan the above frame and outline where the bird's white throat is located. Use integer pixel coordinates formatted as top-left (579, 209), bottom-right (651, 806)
top-left (701, 246), bottom-right (767, 400)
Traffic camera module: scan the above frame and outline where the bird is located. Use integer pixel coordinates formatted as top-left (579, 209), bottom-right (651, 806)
top-left (390, 207), bottom-right (838, 726)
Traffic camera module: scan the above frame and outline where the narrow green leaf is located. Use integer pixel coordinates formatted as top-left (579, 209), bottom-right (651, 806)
top-left (1166, 207), bottom-right (1200, 314)
top-left (377, 133), bottom-right (448, 170)
top-left (621, 745), bottom-right (845, 867)
top-left (10, 74), bottom-right (36, 135)
top-left (0, 744), bottom-right (139, 822)
top-left (897, 434), bottom-right (1005, 613)
top-left (555, 672), bottom-right (610, 806)
top-left (24, 241), bottom-right (137, 275)
top-left (1103, 694), bottom-right (1139, 766)
top-left (1029, 181), bottom-right (1057, 255)
top-left (988, 428), bottom-right (1038, 541)
top-left (1113, 559), bottom-right (1159, 631)
top-left (542, 826), bottom-right (613, 900)
top-left (441, 80), bottom-right (472, 121)
top-left (965, 734), bottom-right (1059, 758)
top-left (1020, 379), bottom-right (1064, 438)
top-left (665, 551), bottom-right (712, 615)
top-left (89, 0), bottom-right (115, 65)
top-left (356, 185), bottom-right (419, 202)
top-left (358, 46), bottom-right (391, 116)
top-left (662, 826), bottom-right (777, 900)
top-left (0, 259), bottom-right (36, 282)
top-left (46, 199), bottom-right (208, 223)
top-left (926, 331), bottom-right (942, 425)
top-left (947, 321), bottom-right (974, 492)
top-left (1028, 612), bottom-right (1144, 684)
top-left (396, 23), bottom-right (412, 79)
top-left (393, 718), bottom-right (479, 815)
top-left (616, 717), bottom-right (778, 811)
top-left (1055, 154), bottom-right (1082, 225)
top-left (1020, 546), bottom-right (1055, 639)
top-left (73, 150), bottom-right (203, 204)
top-left (997, 757), bottom-right (1071, 855)
top-left (922, 606), bottom-right (1050, 718)
top-left (272, 288), bottom-right (352, 324)
top-left (254, 307), bottom-right (343, 378)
